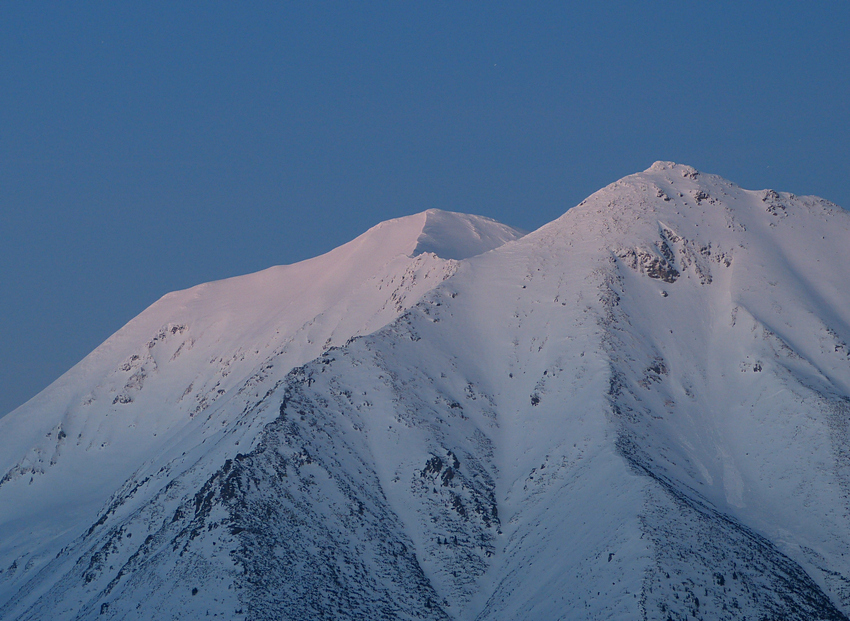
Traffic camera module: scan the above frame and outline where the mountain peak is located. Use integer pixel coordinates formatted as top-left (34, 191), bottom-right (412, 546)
top-left (412, 209), bottom-right (526, 260)
top-left (352, 208), bottom-right (524, 262)
top-left (645, 160), bottom-right (699, 176)
top-left (3, 168), bottom-right (849, 620)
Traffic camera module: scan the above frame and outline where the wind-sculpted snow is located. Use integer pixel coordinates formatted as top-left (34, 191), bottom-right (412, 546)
top-left (1, 164), bottom-right (849, 620)
top-left (412, 209), bottom-right (526, 260)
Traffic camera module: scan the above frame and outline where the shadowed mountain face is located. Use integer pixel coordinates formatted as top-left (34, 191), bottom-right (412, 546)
top-left (1, 165), bottom-right (849, 620)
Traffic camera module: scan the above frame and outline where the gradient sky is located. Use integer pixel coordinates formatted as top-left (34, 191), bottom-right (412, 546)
top-left (2, 2), bottom-right (848, 416)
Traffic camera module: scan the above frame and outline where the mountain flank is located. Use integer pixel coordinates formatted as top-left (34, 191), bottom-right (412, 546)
top-left (1, 164), bottom-right (848, 620)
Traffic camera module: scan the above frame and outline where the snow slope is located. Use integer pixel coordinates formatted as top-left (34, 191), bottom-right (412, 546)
top-left (1, 166), bottom-right (848, 621)
top-left (0, 209), bottom-right (523, 617)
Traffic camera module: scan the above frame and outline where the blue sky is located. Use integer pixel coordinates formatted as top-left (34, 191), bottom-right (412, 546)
top-left (2, 2), bottom-right (848, 416)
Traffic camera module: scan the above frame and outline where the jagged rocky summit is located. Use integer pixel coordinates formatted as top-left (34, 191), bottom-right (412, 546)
top-left (1, 163), bottom-right (849, 621)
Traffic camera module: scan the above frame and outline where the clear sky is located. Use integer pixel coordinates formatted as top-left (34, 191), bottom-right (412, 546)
top-left (2, 2), bottom-right (848, 416)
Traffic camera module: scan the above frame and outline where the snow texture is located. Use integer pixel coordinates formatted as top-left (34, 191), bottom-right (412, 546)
top-left (1, 168), bottom-right (849, 621)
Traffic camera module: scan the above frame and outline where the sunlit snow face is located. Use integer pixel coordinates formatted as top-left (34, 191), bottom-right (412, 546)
top-left (2, 165), bottom-right (849, 621)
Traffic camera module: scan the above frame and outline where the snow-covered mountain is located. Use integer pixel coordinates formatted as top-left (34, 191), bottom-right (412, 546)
top-left (1, 164), bottom-right (849, 620)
